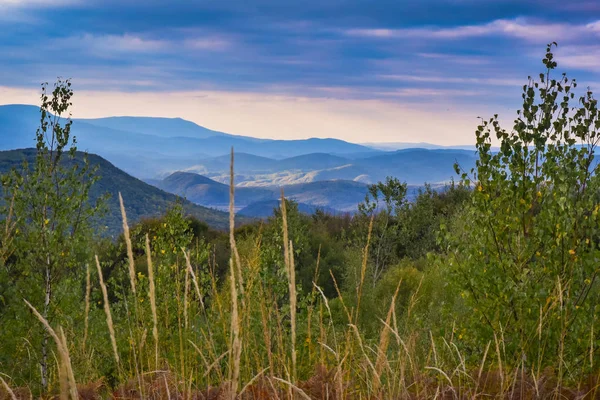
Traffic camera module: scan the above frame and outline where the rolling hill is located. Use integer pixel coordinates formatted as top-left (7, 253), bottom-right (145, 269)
top-left (155, 172), bottom-right (374, 213)
top-left (0, 149), bottom-right (250, 235)
top-left (194, 148), bottom-right (475, 186)
top-left (155, 171), bottom-right (438, 215)
top-left (157, 171), bottom-right (274, 208)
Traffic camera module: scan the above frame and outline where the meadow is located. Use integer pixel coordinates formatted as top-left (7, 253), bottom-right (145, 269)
top-left (1, 44), bottom-right (600, 399)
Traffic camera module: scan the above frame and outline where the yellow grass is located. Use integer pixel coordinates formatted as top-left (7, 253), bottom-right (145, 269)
top-left (95, 254), bottom-right (120, 366)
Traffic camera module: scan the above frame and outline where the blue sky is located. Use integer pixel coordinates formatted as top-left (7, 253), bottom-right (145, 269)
top-left (0, 0), bottom-right (599, 145)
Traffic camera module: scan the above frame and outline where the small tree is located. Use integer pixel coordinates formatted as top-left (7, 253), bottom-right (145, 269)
top-left (358, 177), bottom-right (407, 282)
top-left (0, 79), bottom-right (102, 390)
top-left (450, 43), bottom-right (600, 373)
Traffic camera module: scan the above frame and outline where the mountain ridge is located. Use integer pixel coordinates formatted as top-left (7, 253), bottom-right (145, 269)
top-left (0, 104), bottom-right (380, 178)
top-left (0, 149), bottom-right (251, 234)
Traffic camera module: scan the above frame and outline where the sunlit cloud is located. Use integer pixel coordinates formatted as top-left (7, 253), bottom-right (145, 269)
top-left (0, 86), bottom-right (499, 145)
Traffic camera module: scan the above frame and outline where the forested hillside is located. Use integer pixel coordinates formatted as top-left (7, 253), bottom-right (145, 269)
top-left (0, 149), bottom-right (248, 234)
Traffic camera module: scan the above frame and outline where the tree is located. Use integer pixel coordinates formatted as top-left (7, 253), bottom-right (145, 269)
top-left (358, 177), bottom-right (407, 282)
top-left (259, 199), bottom-right (310, 304)
top-left (400, 182), bottom-right (470, 259)
top-left (0, 79), bottom-right (102, 390)
top-left (450, 43), bottom-right (600, 373)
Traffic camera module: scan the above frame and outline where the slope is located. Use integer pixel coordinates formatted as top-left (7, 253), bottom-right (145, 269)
top-left (0, 149), bottom-right (249, 235)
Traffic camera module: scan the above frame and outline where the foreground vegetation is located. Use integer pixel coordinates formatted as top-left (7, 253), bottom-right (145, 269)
top-left (1, 44), bottom-right (600, 399)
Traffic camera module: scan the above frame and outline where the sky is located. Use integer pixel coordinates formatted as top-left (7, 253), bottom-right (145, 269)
top-left (0, 0), bottom-right (599, 145)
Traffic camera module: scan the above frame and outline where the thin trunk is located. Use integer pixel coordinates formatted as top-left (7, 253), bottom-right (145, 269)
top-left (41, 255), bottom-right (51, 391)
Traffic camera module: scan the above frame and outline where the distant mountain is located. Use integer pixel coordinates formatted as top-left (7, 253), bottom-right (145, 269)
top-left (183, 153), bottom-right (354, 177)
top-left (197, 148), bottom-right (475, 186)
top-left (155, 172), bottom-right (372, 212)
top-left (158, 171), bottom-right (274, 208)
top-left (278, 180), bottom-right (370, 211)
top-left (361, 142), bottom-right (477, 151)
top-left (275, 153), bottom-right (351, 171)
top-left (0, 105), bottom-right (477, 187)
top-left (238, 200), bottom-right (338, 218)
top-left (184, 153), bottom-right (278, 175)
top-left (0, 149), bottom-right (250, 235)
top-left (0, 105), bottom-right (377, 179)
top-left (0, 105), bottom-right (40, 149)
top-left (354, 148), bottom-right (476, 184)
top-left (78, 116), bottom-right (231, 139)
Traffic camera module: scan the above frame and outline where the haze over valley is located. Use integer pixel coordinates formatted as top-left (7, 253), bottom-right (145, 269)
top-left (0, 104), bottom-right (474, 218)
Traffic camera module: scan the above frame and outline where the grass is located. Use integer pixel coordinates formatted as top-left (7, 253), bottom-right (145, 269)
top-left (2, 153), bottom-right (600, 400)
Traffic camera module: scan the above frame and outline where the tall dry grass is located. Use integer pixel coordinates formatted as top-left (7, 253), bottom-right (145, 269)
top-left (228, 148), bottom-right (242, 400)
top-left (146, 234), bottom-right (159, 370)
top-left (119, 192), bottom-right (137, 297)
top-left (95, 254), bottom-right (119, 367)
top-left (280, 190), bottom-right (297, 384)
top-left (23, 300), bottom-right (78, 400)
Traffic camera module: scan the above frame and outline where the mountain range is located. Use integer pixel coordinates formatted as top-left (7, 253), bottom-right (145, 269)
top-left (0, 104), bottom-right (477, 220)
top-left (0, 105), bottom-right (374, 179)
top-left (181, 148), bottom-right (475, 187)
top-left (155, 171), bottom-right (434, 214)
top-left (0, 105), bottom-right (476, 181)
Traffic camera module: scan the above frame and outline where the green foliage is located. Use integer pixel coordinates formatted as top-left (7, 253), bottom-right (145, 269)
top-left (357, 177), bottom-right (408, 282)
top-left (0, 79), bottom-right (103, 390)
top-left (450, 43), bottom-right (600, 372)
top-left (399, 182), bottom-right (470, 259)
top-left (259, 199), bottom-right (310, 303)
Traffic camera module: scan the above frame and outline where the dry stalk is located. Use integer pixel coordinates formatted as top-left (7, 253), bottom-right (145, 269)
top-left (228, 147), bottom-right (242, 400)
top-left (280, 191), bottom-right (297, 382)
top-left (355, 215), bottom-right (374, 323)
top-left (229, 148), bottom-right (245, 300)
top-left (23, 300), bottom-right (78, 399)
top-left (373, 278), bottom-right (403, 394)
top-left (228, 259), bottom-right (241, 400)
top-left (146, 234), bottom-right (159, 369)
top-left (83, 263), bottom-right (91, 351)
top-left (0, 376), bottom-right (17, 400)
top-left (183, 249), bottom-right (205, 310)
top-left (95, 255), bottom-right (120, 366)
top-left (118, 193), bottom-right (136, 295)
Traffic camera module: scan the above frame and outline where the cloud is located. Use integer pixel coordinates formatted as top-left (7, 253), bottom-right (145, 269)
top-left (0, 0), bottom-right (76, 21)
top-left (373, 88), bottom-right (486, 98)
top-left (378, 74), bottom-right (523, 87)
top-left (344, 18), bottom-right (600, 42)
top-left (55, 34), bottom-right (168, 56)
top-left (183, 37), bottom-right (232, 51)
top-left (0, 0), bottom-right (74, 6)
top-left (558, 45), bottom-right (600, 72)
